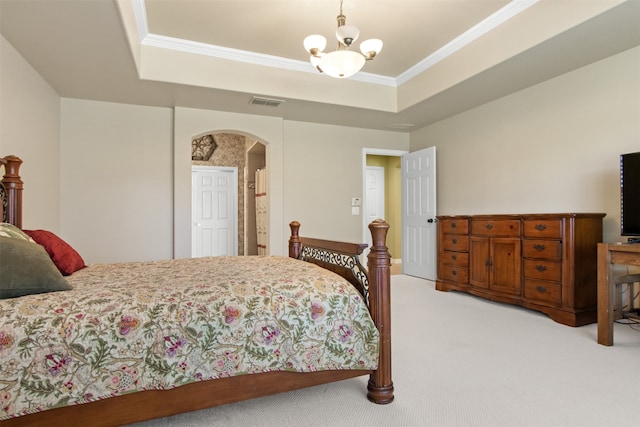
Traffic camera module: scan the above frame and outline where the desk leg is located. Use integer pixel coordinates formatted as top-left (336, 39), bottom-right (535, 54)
top-left (597, 244), bottom-right (614, 346)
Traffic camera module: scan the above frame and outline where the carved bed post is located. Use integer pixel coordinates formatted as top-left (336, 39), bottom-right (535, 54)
top-left (288, 220), bottom-right (301, 259)
top-left (1, 155), bottom-right (23, 228)
top-left (366, 219), bottom-right (394, 404)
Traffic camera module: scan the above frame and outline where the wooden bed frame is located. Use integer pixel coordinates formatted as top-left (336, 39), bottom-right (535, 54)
top-left (1, 155), bottom-right (393, 426)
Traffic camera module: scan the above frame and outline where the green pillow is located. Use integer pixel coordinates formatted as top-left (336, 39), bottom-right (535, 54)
top-left (0, 236), bottom-right (72, 299)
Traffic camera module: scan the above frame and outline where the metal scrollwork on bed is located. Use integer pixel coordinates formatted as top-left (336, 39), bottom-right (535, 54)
top-left (298, 244), bottom-right (369, 300)
top-left (288, 221), bottom-right (371, 302)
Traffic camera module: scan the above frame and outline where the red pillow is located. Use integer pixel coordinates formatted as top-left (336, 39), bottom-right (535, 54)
top-left (23, 230), bottom-right (86, 276)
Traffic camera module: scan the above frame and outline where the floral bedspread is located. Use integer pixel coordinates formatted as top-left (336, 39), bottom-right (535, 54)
top-left (0, 256), bottom-right (379, 420)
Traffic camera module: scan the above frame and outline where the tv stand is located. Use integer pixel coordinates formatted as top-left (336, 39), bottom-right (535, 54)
top-left (597, 243), bottom-right (640, 345)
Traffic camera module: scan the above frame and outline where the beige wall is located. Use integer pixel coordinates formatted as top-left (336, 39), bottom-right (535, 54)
top-left (411, 46), bottom-right (640, 244)
top-left (283, 121), bottom-right (409, 244)
top-left (60, 99), bottom-right (174, 264)
top-left (0, 36), bottom-right (61, 231)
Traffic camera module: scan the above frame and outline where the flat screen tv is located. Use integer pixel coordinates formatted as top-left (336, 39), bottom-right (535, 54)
top-left (620, 151), bottom-right (640, 241)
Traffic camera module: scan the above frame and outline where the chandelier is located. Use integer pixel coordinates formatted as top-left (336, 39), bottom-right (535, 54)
top-left (303, 0), bottom-right (382, 79)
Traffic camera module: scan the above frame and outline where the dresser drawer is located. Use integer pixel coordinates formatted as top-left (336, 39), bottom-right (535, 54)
top-left (522, 239), bottom-right (562, 261)
top-left (441, 265), bottom-right (469, 284)
top-left (441, 250), bottom-right (469, 266)
top-left (524, 279), bottom-right (562, 306)
top-left (440, 219), bottom-right (469, 234)
top-left (523, 259), bottom-right (562, 281)
top-left (523, 219), bottom-right (562, 238)
top-left (442, 234), bottom-right (469, 252)
top-left (471, 220), bottom-right (520, 237)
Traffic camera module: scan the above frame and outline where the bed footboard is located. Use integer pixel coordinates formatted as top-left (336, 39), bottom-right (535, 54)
top-left (289, 219), bottom-right (394, 404)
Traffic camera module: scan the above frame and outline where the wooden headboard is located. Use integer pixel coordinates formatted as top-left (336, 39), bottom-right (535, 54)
top-left (0, 155), bottom-right (23, 228)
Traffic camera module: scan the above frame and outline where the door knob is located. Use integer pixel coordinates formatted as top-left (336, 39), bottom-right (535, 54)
top-left (427, 218), bottom-right (437, 223)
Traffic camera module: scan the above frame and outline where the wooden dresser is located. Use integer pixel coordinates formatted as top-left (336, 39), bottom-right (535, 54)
top-left (436, 213), bottom-right (605, 326)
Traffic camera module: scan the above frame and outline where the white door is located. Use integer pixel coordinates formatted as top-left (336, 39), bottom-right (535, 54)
top-left (402, 147), bottom-right (437, 280)
top-left (364, 166), bottom-right (385, 257)
top-left (192, 166), bottom-right (238, 257)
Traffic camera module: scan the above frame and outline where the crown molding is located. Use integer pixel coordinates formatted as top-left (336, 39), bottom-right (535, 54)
top-left (132, 0), bottom-right (537, 88)
top-left (140, 33), bottom-right (396, 87)
top-left (132, 0), bottom-right (148, 40)
top-left (396, 0), bottom-right (538, 85)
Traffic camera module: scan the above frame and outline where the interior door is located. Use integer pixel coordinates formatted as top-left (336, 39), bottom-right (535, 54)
top-left (192, 166), bottom-right (238, 257)
top-left (402, 147), bottom-right (437, 280)
top-left (364, 166), bottom-right (385, 257)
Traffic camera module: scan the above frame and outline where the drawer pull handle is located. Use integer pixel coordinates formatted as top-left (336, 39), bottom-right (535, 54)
top-left (452, 255), bottom-right (457, 261)
top-left (485, 223), bottom-right (493, 230)
top-left (536, 286), bottom-right (547, 293)
top-left (452, 238), bottom-right (457, 244)
top-left (533, 244), bottom-right (546, 251)
top-left (452, 270), bottom-right (457, 276)
top-left (535, 265), bottom-right (547, 272)
top-left (535, 224), bottom-right (547, 231)
top-left (451, 223), bottom-right (457, 229)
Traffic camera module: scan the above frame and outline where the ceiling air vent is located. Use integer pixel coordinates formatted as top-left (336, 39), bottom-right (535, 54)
top-left (387, 123), bottom-right (415, 131)
top-left (250, 96), bottom-right (285, 107)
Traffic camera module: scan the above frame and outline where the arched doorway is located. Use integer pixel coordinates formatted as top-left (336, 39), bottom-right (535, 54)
top-left (190, 132), bottom-right (266, 256)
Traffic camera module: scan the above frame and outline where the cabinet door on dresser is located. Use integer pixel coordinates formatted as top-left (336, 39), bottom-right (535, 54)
top-left (469, 218), bottom-right (522, 296)
top-left (470, 237), bottom-right (521, 294)
top-left (469, 237), bottom-right (490, 289)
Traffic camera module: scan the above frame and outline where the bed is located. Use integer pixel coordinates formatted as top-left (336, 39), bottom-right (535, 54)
top-left (0, 155), bottom-right (393, 426)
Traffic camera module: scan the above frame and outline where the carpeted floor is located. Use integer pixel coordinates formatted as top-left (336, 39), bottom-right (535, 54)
top-left (132, 274), bottom-right (639, 427)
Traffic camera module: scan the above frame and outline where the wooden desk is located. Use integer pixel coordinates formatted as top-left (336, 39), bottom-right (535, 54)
top-left (597, 243), bottom-right (640, 345)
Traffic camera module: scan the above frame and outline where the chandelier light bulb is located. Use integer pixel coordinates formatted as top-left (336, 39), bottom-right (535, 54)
top-left (319, 50), bottom-right (366, 78)
top-left (336, 25), bottom-right (360, 46)
top-left (303, 34), bottom-right (327, 56)
top-left (360, 39), bottom-right (383, 59)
